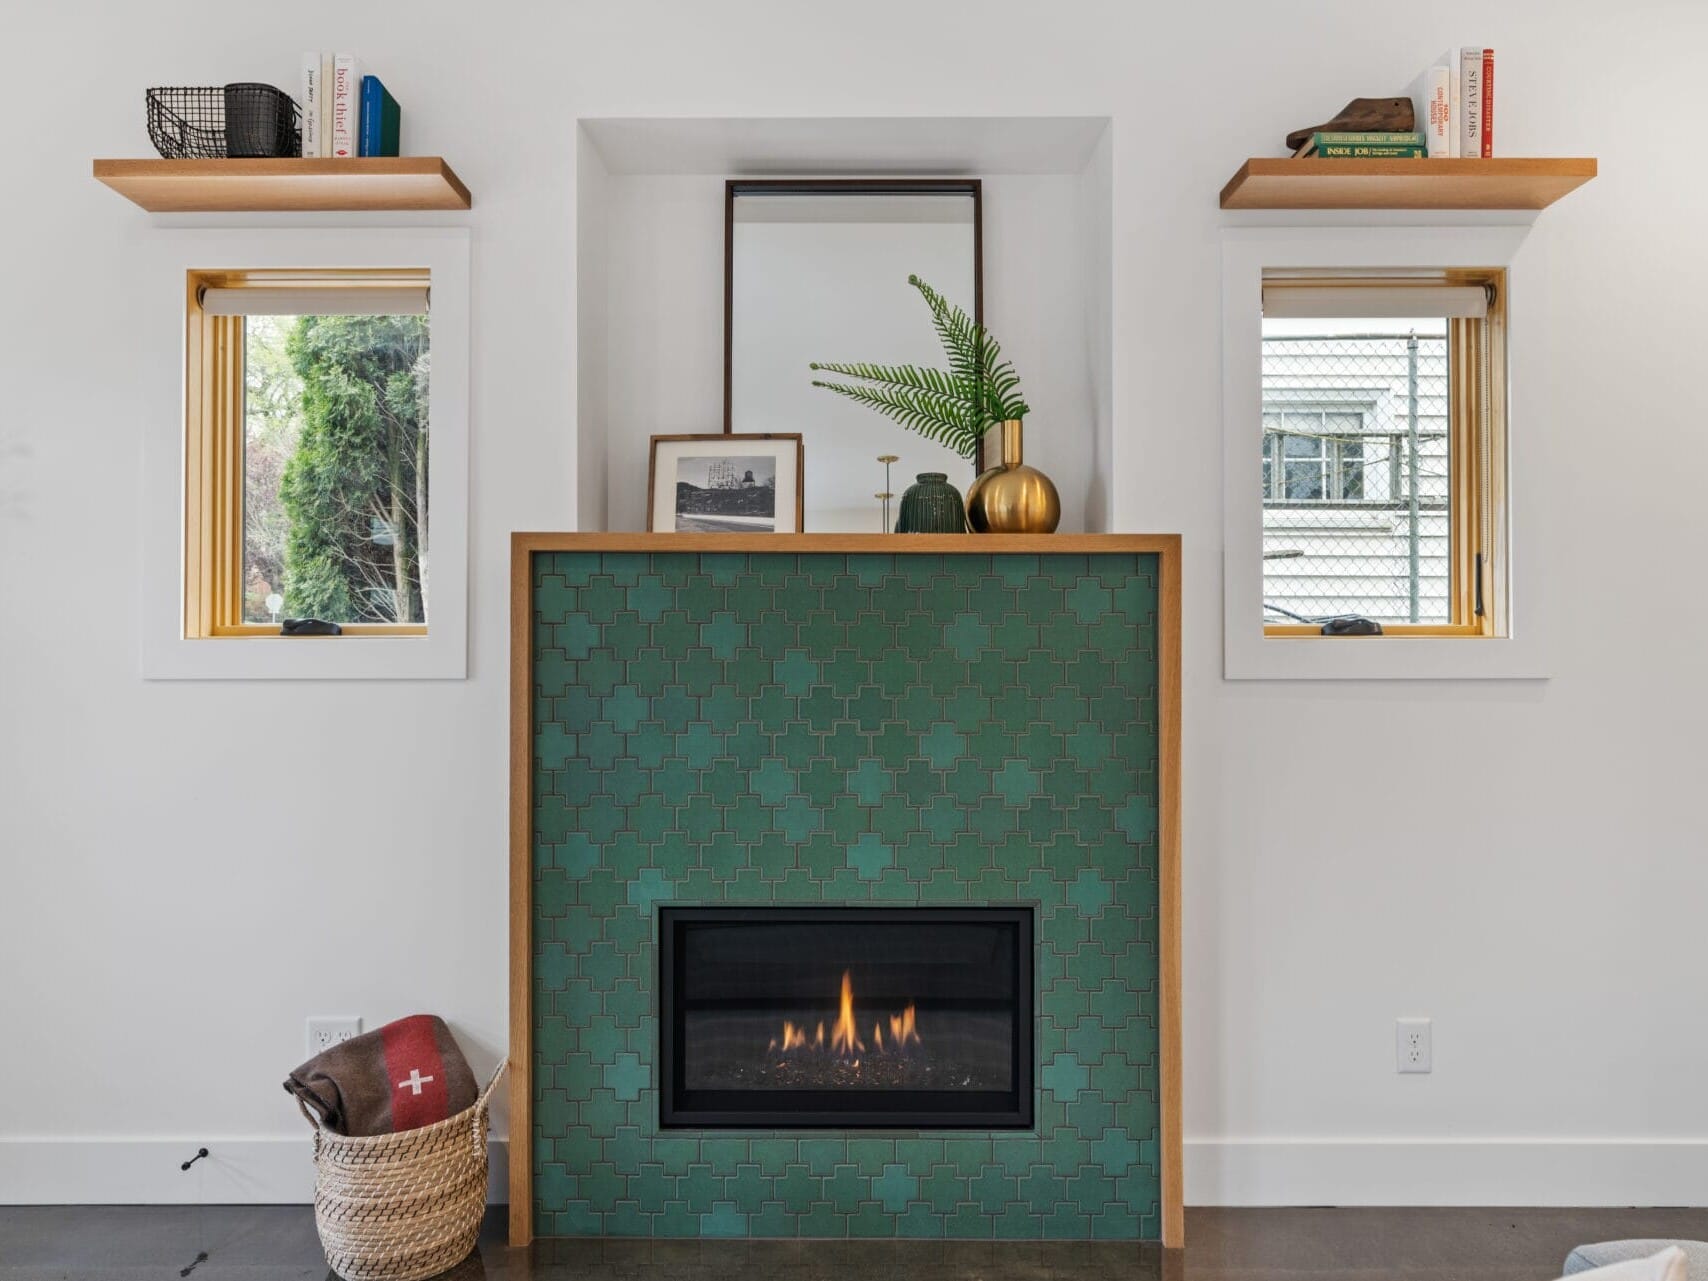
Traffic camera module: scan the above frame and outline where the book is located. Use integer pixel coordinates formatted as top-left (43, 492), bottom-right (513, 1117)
top-left (1481, 48), bottom-right (1494, 157)
top-left (1412, 63), bottom-right (1453, 157)
top-left (1293, 130), bottom-right (1424, 157)
top-left (358, 75), bottom-right (401, 157)
top-left (331, 54), bottom-right (362, 158)
top-left (1316, 145), bottom-right (1426, 158)
top-left (318, 53), bottom-right (334, 156)
top-left (1460, 47), bottom-right (1484, 159)
top-left (299, 53), bottom-right (321, 158)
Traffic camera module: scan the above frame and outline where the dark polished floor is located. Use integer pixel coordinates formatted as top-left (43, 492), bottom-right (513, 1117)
top-left (1, 1205), bottom-right (1704, 1281)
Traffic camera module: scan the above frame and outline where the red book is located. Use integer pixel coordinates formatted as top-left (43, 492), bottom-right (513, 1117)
top-left (1481, 49), bottom-right (1494, 157)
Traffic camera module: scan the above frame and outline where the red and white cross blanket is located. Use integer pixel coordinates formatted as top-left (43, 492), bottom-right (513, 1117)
top-left (284, 1014), bottom-right (477, 1136)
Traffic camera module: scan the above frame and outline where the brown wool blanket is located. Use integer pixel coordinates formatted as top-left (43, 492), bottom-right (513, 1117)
top-left (285, 1014), bottom-right (476, 1136)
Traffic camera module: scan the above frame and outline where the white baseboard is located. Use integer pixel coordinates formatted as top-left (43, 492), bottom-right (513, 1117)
top-left (0, 1138), bottom-right (509, 1205)
top-left (1187, 1138), bottom-right (1708, 1207)
top-left (6, 1135), bottom-right (1699, 1209)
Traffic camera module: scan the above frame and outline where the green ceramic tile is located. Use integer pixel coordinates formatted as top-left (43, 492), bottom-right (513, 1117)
top-left (822, 1165), bottom-right (870, 1213)
top-left (919, 1165), bottom-right (968, 1213)
top-left (530, 549), bottom-right (1163, 1240)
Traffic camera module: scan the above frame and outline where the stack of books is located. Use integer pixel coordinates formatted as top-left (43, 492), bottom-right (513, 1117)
top-left (298, 54), bottom-right (402, 159)
top-left (1411, 47), bottom-right (1497, 158)
top-left (1294, 131), bottom-right (1427, 158)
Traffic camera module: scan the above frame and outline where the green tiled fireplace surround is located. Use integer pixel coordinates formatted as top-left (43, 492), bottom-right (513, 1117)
top-left (530, 548), bottom-right (1162, 1239)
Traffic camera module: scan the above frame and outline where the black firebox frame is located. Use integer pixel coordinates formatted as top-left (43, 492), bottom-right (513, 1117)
top-left (658, 906), bottom-right (1035, 1129)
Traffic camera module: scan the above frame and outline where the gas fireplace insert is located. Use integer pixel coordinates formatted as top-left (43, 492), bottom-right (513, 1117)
top-left (659, 906), bottom-right (1034, 1128)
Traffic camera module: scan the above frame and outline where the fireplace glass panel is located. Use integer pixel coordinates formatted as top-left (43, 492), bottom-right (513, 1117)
top-left (660, 907), bottom-right (1033, 1128)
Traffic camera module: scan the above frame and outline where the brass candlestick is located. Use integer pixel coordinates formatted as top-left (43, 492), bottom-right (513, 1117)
top-left (877, 455), bottom-right (899, 531)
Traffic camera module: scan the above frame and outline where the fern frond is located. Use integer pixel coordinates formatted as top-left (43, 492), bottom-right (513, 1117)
top-left (909, 275), bottom-right (982, 401)
top-left (809, 361), bottom-right (963, 400)
top-left (810, 274), bottom-right (1027, 456)
top-left (811, 380), bottom-right (983, 458)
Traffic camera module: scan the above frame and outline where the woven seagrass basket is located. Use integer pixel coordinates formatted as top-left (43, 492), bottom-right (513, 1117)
top-left (297, 1062), bottom-right (505, 1281)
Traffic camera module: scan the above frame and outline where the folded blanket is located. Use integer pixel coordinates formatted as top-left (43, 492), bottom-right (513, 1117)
top-left (285, 1014), bottom-right (476, 1136)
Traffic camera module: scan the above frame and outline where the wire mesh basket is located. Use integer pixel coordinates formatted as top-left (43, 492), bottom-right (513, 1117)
top-left (147, 84), bottom-right (301, 159)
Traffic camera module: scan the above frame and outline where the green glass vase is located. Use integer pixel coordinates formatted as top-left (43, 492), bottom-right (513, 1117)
top-left (895, 473), bottom-right (967, 533)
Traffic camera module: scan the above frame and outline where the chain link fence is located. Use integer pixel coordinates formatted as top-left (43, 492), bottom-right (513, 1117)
top-left (1261, 328), bottom-right (1451, 625)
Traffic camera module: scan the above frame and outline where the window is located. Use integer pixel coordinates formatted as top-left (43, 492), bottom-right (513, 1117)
top-left (183, 270), bottom-right (432, 638)
top-left (1259, 274), bottom-right (1505, 637)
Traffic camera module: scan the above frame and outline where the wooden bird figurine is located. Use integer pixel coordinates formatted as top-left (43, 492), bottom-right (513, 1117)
top-left (1286, 98), bottom-right (1416, 152)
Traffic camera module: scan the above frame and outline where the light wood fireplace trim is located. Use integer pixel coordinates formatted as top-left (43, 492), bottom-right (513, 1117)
top-left (508, 532), bottom-right (1183, 1249)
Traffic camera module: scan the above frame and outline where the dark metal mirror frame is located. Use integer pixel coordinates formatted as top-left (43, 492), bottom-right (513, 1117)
top-left (722, 178), bottom-right (983, 435)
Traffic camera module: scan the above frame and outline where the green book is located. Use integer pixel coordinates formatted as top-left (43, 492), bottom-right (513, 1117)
top-left (358, 75), bottom-right (401, 157)
top-left (1313, 131), bottom-right (1425, 146)
top-left (1316, 145), bottom-right (1427, 158)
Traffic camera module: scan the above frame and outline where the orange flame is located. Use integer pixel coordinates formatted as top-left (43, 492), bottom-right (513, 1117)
top-left (830, 970), bottom-right (865, 1054)
top-left (771, 972), bottom-right (922, 1060)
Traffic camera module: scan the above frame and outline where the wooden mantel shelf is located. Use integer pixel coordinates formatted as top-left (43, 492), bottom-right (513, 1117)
top-left (93, 157), bottom-right (472, 212)
top-left (1219, 157), bottom-right (1597, 211)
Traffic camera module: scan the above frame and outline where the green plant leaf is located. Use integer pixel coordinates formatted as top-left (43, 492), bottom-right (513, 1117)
top-left (810, 274), bottom-right (1028, 455)
top-left (810, 380), bottom-right (983, 459)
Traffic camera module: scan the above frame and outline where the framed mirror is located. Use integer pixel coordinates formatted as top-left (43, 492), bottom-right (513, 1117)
top-left (724, 179), bottom-right (981, 531)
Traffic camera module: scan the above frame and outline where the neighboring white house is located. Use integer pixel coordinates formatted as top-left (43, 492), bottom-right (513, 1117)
top-left (1260, 317), bottom-right (1451, 625)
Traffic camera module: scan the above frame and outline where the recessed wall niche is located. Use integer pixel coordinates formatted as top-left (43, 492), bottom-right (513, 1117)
top-left (574, 117), bottom-right (1114, 535)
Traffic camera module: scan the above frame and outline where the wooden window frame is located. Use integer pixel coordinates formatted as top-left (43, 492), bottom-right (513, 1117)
top-left (182, 268), bottom-right (431, 640)
top-left (1260, 270), bottom-right (1506, 640)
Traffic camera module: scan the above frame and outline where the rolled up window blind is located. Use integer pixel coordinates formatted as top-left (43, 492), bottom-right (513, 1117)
top-left (1262, 284), bottom-right (1487, 319)
top-left (197, 286), bottom-right (429, 316)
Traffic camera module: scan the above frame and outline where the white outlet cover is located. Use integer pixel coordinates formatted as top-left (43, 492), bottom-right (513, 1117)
top-left (306, 1017), bottom-right (363, 1058)
top-left (1396, 1017), bottom-right (1432, 1074)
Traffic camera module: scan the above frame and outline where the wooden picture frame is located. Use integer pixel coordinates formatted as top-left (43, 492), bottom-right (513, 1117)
top-left (508, 533), bottom-right (1184, 1249)
top-left (646, 433), bottom-right (804, 533)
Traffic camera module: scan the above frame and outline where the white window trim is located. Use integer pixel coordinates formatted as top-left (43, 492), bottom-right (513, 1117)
top-left (1221, 225), bottom-right (1551, 681)
top-left (140, 228), bottom-right (470, 680)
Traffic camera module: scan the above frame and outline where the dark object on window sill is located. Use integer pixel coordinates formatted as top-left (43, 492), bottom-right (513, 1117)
top-left (147, 85), bottom-right (302, 160)
top-left (179, 1147), bottom-right (209, 1172)
top-left (1321, 616), bottom-right (1384, 636)
top-left (281, 618), bottom-right (343, 637)
top-left (1285, 98), bottom-right (1415, 152)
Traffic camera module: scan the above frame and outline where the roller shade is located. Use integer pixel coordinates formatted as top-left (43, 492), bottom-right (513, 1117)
top-left (198, 286), bottom-right (429, 316)
top-left (1262, 284), bottom-right (1487, 319)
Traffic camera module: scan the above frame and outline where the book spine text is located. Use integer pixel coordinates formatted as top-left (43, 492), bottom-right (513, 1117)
top-left (1481, 48), bottom-right (1494, 157)
top-left (1316, 145), bottom-right (1426, 158)
top-left (331, 55), bottom-right (361, 158)
top-left (1460, 47), bottom-right (1484, 159)
top-left (299, 53), bottom-right (320, 158)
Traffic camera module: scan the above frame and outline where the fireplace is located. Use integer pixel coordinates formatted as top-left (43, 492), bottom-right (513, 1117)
top-left (659, 906), bottom-right (1034, 1128)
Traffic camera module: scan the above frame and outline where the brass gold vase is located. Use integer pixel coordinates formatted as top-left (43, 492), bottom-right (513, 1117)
top-left (966, 419), bottom-right (1060, 533)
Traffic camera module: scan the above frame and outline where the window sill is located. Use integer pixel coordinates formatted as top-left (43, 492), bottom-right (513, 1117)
top-left (141, 632), bottom-right (463, 682)
top-left (1224, 630), bottom-right (1548, 681)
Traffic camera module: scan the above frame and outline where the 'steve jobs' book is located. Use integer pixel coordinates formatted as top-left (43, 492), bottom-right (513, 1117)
top-left (358, 76), bottom-right (401, 157)
top-left (1460, 46), bottom-right (1495, 157)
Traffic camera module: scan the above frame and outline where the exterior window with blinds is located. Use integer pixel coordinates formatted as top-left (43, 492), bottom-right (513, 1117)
top-left (182, 269), bottom-right (432, 638)
top-left (1260, 272), bottom-right (1505, 637)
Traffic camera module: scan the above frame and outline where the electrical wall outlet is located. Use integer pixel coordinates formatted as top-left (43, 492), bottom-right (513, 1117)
top-left (307, 1017), bottom-right (362, 1058)
top-left (1396, 1017), bottom-right (1432, 1073)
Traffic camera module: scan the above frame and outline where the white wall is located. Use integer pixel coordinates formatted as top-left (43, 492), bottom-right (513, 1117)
top-left (590, 162), bottom-right (1098, 534)
top-left (2, 0), bottom-right (1705, 1207)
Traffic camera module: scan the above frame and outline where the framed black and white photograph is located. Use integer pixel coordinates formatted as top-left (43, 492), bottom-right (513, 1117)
top-left (647, 433), bottom-right (804, 533)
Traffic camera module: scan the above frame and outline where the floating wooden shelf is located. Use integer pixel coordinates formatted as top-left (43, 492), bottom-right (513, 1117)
top-left (92, 157), bottom-right (472, 212)
top-left (1219, 157), bottom-right (1597, 211)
